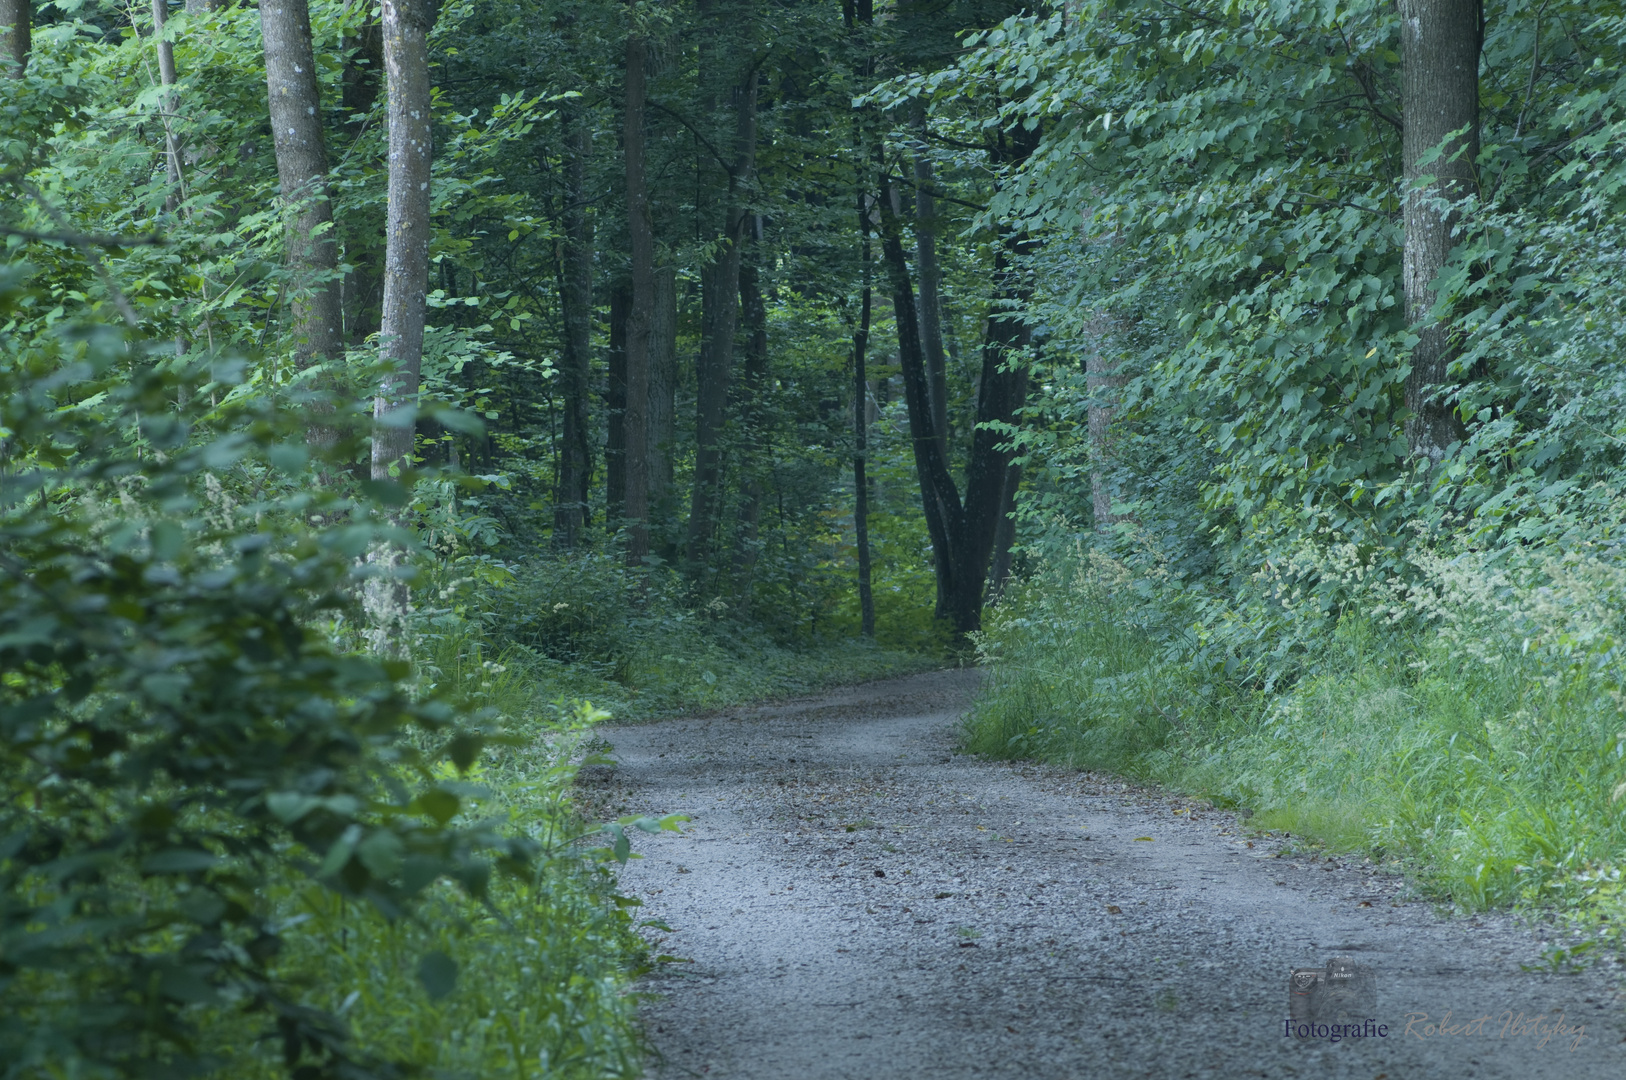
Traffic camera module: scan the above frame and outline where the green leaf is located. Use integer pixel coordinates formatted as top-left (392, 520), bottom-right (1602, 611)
top-left (141, 849), bottom-right (217, 874)
top-left (417, 951), bottom-right (458, 1001)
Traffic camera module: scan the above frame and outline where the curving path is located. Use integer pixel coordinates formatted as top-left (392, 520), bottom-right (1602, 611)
top-left (585, 669), bottom-right (1624, 1079)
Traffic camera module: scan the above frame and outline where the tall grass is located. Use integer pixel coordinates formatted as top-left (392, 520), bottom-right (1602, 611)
top-left (966, 544), bottom-right (1626, 929)
top-left (225, 556), bottom-right (943, 1078)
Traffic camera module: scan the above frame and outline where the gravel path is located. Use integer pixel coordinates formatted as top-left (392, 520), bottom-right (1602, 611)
top-left (587, 669), bottom-right (1624, 1078)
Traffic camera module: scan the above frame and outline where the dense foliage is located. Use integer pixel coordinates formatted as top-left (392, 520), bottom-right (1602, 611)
top-left (943, 0), bottom-right (1626, 936)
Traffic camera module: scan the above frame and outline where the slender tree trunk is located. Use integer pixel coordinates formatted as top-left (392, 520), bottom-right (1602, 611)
top-left (606, 284), bottom-right (629, 523)
top-left (986, 461), bottom-right (1022, 602)
top-left (341, 11), bottom-right (384, 344)
top-left (623, 31), bottom-right (653, 564)
top-left (959, 229), bottom-right (1031, 626)
top-left (877, 179), bottom-right (964, 626)
top-left (1085, 319), bottom-right (1123, 528)
top-left (912, 102), bottom-right (949, 459)
top-left (149, 0), bottom-right (185, 215)
top-left (851, 236), bottom-right (876, 638)
top-left (876, 126), bottom-right (1035, 638)
top-left (364, 0), bottom-right (435, 654)
top-left (733, 246), bottom-right (770, 607)
top-left (686, 63), bottom-right (760, 573)
top-left (648, 264), bottom-right (677, 556)
top-left (261, 0), bottom-right (345, 378)
top-left (555, 106), bottom-right (594, 548)
top-left (0, 0), bottom-right (29, 77)
top-left (1399, 0), bottom-right (1480, 463)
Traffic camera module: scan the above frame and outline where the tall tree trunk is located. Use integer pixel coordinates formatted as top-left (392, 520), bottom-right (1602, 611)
top-left (877, 179), bottom-right (964, 626)
top-left (847, 0), bottom-right (877, 636)
top-left (876, 126), bottom-right (1036, 639)
top-left (606, 284), bottom-right (629, 523)
top-left (341, 10), bottom-right (384, 344)
top-left (365, 0), bottom-right (435, 654)
top-left (0, 0), bottom-right (29, 77)
top-left (1399, 0), bottom-right (1480, 463)
top-left (648, 264), bottom-right (677, 557)
top-left (986, 461), bottom-right (1022, 602)
top-left (912, 103), bottom-right (949, 459)
top-left (1085, 318), bottom-right (1123, 528)
top-left (555, 106), bottom-right (594, 548)
top-left (261, 0), bottom-right (344, 378)
top-left (623, 31), bottom-right (653, 564)
top-left (686, 63), bottom-right (760, 573)
top-left (733, 246), bottom-right (770, 608)
top-left (851, 235), bottom-right (876, 638)
top-left (150, 0), bottom-right (185, 215)
top-left (959, 228), bottom-right (1031, 626)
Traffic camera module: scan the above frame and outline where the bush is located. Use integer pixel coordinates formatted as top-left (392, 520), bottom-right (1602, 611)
top-left (966, 538), bottom-right (1626, 927)
top-left (0, 289), bottom-right (659, 1079)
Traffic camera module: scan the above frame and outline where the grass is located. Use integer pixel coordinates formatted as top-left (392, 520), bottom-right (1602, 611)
top-left (229, 566), bottom-right (943, 1078)
top-left (964, 555), bottom-right (1626, 944)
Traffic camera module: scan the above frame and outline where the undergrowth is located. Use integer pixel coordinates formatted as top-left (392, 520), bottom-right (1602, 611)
top-left (965, 542), bottom-right (1626, 945)
top-left (425, 550), bottom-right (944, 720)
top-left (239, 551), bottom-right (944, 1077)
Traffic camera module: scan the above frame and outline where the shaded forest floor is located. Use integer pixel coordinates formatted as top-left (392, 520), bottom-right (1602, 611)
top-left (586, 671), bottom-right (1625, 1079)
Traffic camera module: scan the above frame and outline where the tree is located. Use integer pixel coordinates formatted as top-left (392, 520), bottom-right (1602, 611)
top-left (260, 0), bottom-right (345, 382)
top-left (555, 101), bottom-right (594, 547)
top-left (686, 5), bottom-right (761, 575)
top-left (367, 0), bottom-right (437, 651)
top-left (1399, 0), bottom-right (1481, 463)
top-left (875, 124), bottom-right (1034, 638)
top-left (622, 28), bottom-right (653, 564)
top-left (0, 0), bottom-right (27, 77)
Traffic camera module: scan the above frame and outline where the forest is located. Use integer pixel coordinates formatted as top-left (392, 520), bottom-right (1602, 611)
top-left (2, 0), bottom-right (1625, 1075)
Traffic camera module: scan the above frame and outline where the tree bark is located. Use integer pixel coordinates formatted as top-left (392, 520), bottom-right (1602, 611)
top-left (341, 10), bottom-right (384, 344)
top-left (1085, 318), bottom-right (1123, 528)
top-left (877, 180), bottom-right (964, 627)
top-left (364, 0), bottom-right (435, 654)
top-left (1399, 0), bottom-right (1480, 463)
top-left (372, 0), bottom-right (436, 447)
top-left (606, 284), bottom-right (629, 523)
top-left (623, 31), bottom-right (653, 564)
top-left (876, 125), bottom-right (1035, 639)
top-left (150, 0), bottom-right (185, 215)
top-left (851, 232), bottom-right (876, 638)
top-left (648, 263), bottom-right (678, 556)
top-left (555, 106), bottom-right (594, 548)
top-left (912, 103), bottom-right (949, 459)
top-left (733, 247), bottom-right (770, 607)
top-left (0, 0), bottom-right (29, 77)
top-left (986, 461), bottom-right (1022, 602)
top-left (686, 62), bottom-right (760, 573)
top-left (261, 0), bottom-right (345, 377)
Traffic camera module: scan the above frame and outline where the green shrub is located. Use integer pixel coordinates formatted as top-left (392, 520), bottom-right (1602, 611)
top-left (967, 541), bottom-right (1626, 926)
top-left (0, 288), bottom-right (659, 1079)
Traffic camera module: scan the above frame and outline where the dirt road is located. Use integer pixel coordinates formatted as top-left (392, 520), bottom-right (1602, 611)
top-left (590, 670), bottom-right (1624, 1078)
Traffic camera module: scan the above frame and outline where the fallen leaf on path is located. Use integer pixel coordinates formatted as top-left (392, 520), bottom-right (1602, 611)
top-left (1133, 837), bottom-right (1154, 842)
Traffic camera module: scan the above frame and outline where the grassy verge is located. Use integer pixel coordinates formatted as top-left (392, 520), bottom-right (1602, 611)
top-left (965, 551), bottom-right (1626, 952)
top-left (240, 574), bottom-right (940, 1077)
